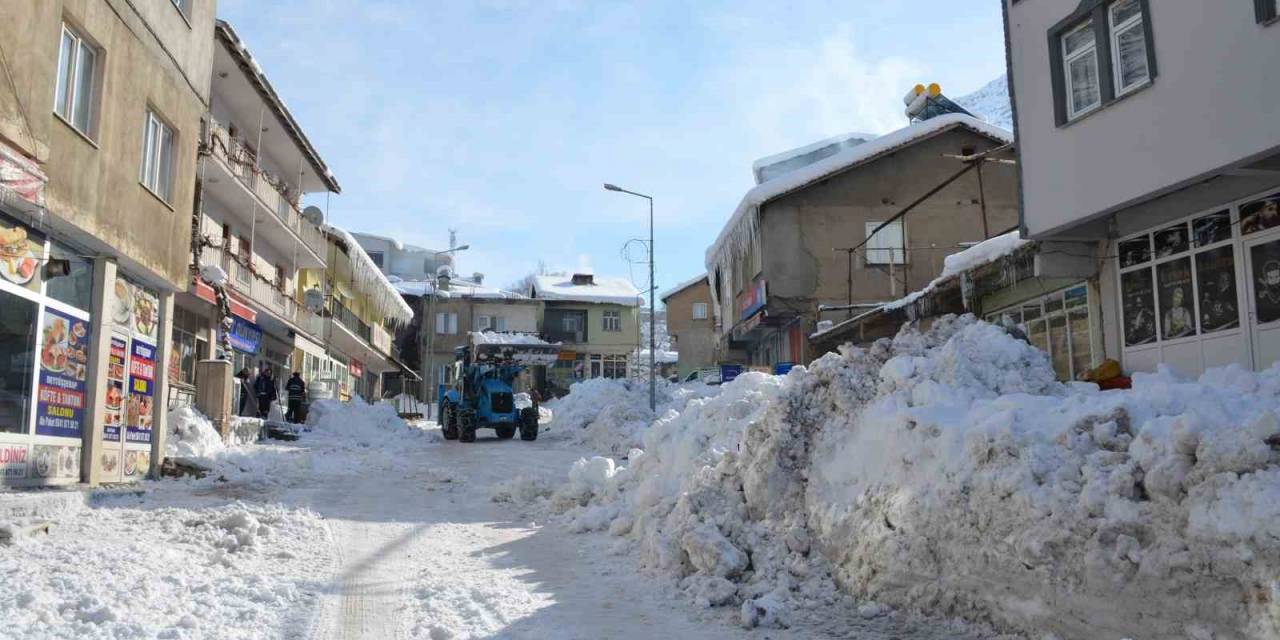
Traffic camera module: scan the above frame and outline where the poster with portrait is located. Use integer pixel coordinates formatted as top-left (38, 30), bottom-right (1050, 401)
top-left (1119, 236), bottom-right (1151, 268)
top-left (1157, 258), bottom-right (1196, 339)
top-left (1196, 246), bottom-right (1239, 333)
top-left (1251, 239), bottom-right (1280, 325)
top-left (102, 335), bottom-right (128, 442)
top-left (125, 339), bottom-right (156, 444)
top-left (1154, 223), bottom-right (1190, 259)
top-left (1241, 193), bottom-right (1280, 236)
top-left (1121, 269), bottom-right (1156, 346)
top-left (1193, 210), bottom-right (1232, 247)
top-left (34, 308), bottom-right (90, 438)
top-left (0, 215), bottom-right (43, 293)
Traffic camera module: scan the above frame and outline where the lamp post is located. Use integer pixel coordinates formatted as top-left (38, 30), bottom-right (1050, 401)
top-left (424, 244), bottom-right (469, 418)
top-left (604, 183), bottom-right (655, 412)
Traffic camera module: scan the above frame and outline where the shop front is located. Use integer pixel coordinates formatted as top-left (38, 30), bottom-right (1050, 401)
top-left (1113, 189), bottom-right (1280, 376)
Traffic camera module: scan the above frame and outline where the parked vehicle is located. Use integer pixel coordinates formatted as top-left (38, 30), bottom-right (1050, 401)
top-left (438, 336), bottom-right (559, 442)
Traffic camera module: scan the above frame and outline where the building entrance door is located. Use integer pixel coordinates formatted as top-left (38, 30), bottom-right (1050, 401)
top-left (1244, 231), bottom-right (1280, 370)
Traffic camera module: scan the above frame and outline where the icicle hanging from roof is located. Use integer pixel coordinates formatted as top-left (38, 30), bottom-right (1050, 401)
top-left (324, 225), bottom-right (415, 326)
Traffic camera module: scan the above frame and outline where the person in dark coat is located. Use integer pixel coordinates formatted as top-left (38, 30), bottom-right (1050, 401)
top-left (285, 372), bottom-right (307, 423)
top-left (253, 365), bottom-right (278, 419)
top-left (235, 368), bottom-right (253, 417)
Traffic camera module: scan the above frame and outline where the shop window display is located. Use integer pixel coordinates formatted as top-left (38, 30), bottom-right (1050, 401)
top-left (0, 292), bottom-right (37, 434)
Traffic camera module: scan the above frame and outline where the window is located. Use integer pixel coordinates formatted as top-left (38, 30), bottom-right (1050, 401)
top-left (54, 23), bottom-right (99, 137)
top-left (1256, 0), bottom-right (1279, 24)
top-left (1051, 0), bottom-right (1156, 124)
top-left (603, 355), bottom-right (627, 379)
top-left (435, 312), bottom-right (457, 335)
top-left (864, 221), bottom-right (905, 265)
top-left (493, 316), bottom-right (506, 332)
top-left (692, 302), bottom-right (709, 320)
top-left (1118, 208), bottom-right (1241, 350)
top-left (602, 310), bottom-right (622, 332)
top-left (563, 314), bottom-right (582, 332)
top-left (987, 284), bottom-right (1094, 381)
top-left (0, 291), bottom-right (38, 434)
top-left (140, 109), bottom-right (176, 202)
top-left (1062, 21), bottom-right (1101, 118)
top-left (1109, 0), bottom-right (1149, 95)
top-left (368, 251), bottom-right (384, 269)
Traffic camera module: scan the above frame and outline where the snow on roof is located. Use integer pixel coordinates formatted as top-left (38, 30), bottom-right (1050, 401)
top-left (470, 331), bottom-right (551, 345)
top-left (705, 114), bottom-right (1013, 274)
top-left (882, 231), bottom-right (1031, 311)
top-left (215, 21), bottom-right (340, 194)
top-left (325, 225), bottom-right (414, 323)
top-left (531, 275), bottom-right (641, 306)
top-left (955, 74), bottom-right (1013, 131)
top-left (751, 131), bottom-right (877, 184)
top-left (393, 278), bottom-right (528, 300)
top-left (660, 274), bottom-right (709, 301)
top-left (349, 230), bottom-right (442, 255)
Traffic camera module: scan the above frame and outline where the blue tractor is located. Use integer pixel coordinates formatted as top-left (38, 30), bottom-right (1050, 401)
top-left (438, 337), bottom-right (559, 443)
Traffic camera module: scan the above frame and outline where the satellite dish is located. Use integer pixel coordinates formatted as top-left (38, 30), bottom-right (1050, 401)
top-left (302, 206), bottom-right (325, 226)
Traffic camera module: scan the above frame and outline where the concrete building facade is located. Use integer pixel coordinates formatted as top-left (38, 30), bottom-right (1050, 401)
top-left (1004, 0), bottom-right (1280, 377)
top-left (530, 274), bottom-right (640, 396)
top-left (705, 115), bottom-right (1019, 368)
top-left (0, 0), bottom-right (216, 485)
top-left (661, 276), bottom-right (716, 379)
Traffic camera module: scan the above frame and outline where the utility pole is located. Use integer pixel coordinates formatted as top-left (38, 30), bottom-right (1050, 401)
top-left (604, 183), bottom-right (656, 412)
top-left (833, 247), bottom-right (857, 318)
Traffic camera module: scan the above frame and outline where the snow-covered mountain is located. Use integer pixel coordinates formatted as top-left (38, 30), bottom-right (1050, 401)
top-left (956, 74), bottom-right (1013, 132)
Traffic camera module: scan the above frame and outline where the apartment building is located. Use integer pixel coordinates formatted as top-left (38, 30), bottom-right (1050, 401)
top-left (661, 275), bottom-right (715, 379)
top-left (530, 273), bottom-right (640, 396)
top-left (348, 231), bottom-right (455, 281)
top-left (182, 20), bottom-right (341, 409)
top-left (0, 0), bottom-right (215, 485)
top-left (705, 114), bottom-right (1019, 368)
top-left (1004, 0), bottom-right (1280, 376)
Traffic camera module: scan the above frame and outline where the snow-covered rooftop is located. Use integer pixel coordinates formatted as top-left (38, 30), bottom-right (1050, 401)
top-left (751, 131), bottom-right (877, 185)
top-left (660, 274), bottom-right (709, 301)
top-left (881, 231), bottom-right (1030, 312)
top-left (705, 114), bottom-right (1013, 272)
top-left (392, 278), bottom-right (528, 301)
top-left (532, 275), bottom-right (642, 306)
top-left (325, 225), bottom-right (415, 324)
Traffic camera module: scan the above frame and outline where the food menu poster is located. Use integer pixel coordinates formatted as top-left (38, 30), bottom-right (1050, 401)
top-left (103, 335), bottom-right (127, 442)
top-left (35, 307), bottom-right (90, 439)
top-left (112, 276), bottom-right (159, 343)
top-left (0, 215), bottom-right (43, 294)
top-left (125, 339), bottom-right (155, 444)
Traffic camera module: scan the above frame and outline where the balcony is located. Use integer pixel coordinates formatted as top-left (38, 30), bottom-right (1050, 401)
top-left (203, 118), bottom-right (327, 267)
top-left (202, 245), bottom-right (324, 340)
top-left (330, 299), bottom-right (372, 343)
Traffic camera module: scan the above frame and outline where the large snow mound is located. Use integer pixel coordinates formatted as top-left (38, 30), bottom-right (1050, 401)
top-left (542, 378), bottom-right (719, 455)
top-left (549, 315), bottom-right (1280, 638)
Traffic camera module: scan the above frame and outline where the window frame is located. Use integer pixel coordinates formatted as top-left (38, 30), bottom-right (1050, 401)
top-left (864, 220), bottom-right (906, 266)
top-left (1256, 0), bottom-right (1279, 24)
top-left (986, 283), bottom-right (1096, 381)
top-left (1061, 20), bottom-right (1102, 120)
top-left (692, 302), bottom-right (709, 320)
top-left (1108, 0), bottom-right (1151, 97)
top-left (139, 108), bottom-right (178, 204)
top-left (602, 310), bottom-right (622, 332)
top-left (53, 22), bottom-right (101, 140)
top-left (1049, 0), bottom-right (1157, 126)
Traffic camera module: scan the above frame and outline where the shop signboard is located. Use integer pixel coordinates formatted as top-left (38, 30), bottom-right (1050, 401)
top-left (773, 362), bottom-right (795, 375)
top-left (226, 316), bottom-right (262, 354)
top-left (103, 336), bottom-right (127, 442)
top-left (34, 307), bottom-right (90, 439)
top-left (125, 340), bottom-right (156, 444)
top-left (719, 363), bottom-right (744, 383)
top-left (0, 444), bottom-right (27, 478)
top-left (350, 359), bottom-right (364, 378)
top-left (736, 278), bottom-right (767, 322)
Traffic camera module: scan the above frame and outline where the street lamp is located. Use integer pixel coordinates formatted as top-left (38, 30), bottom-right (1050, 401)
top-left (604, 183), bottom-right (655, 412)
top-left (424, 244), bottom-right (470, 418)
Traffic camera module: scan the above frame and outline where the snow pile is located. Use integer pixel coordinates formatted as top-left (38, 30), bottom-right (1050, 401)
top-left (199, 263), bottom-right (228, 287)
top-left (167, 406), bottom-right (227, 459)
top-left (469, 331), bottom-right (551, 345)
top-left (543, 378), bottom-right (718, 455)
top-left (883, 231), bottom-right (1030, 311)
top-left (552, 315), bottom-right (1280, 638)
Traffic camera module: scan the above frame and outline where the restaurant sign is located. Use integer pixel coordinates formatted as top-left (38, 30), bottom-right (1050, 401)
top-left (737, 278), bottom-right (766, 321)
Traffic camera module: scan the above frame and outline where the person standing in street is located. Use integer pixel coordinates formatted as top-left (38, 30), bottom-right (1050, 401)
top-left (254, 365), bottom-right (278, 419)
top-left (235, 368), bottom-right (253, 417)
top-left (285, 371), bottom-right (307, 424)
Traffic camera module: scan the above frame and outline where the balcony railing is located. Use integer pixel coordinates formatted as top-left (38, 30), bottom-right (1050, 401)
top-left (331, 299), bottom-right (372, 343)
top-left (205, 119), bottom-right (328, 262)
top-left (202, 245), bottom-right (323, 339)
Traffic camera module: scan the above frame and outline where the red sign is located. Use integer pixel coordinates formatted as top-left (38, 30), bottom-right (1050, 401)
top-left (736, 278), bottom-right (767, 321)
top-left (193, 279), bottom-right (257, 323)
top-left (350, 359), bottom-right (364, 378)
top-left (129, 356), bottom-right (155, 381)
top-left (0, 139), bottom-right (46, 206)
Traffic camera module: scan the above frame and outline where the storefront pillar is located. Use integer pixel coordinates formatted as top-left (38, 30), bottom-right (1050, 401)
top-left (81, 257), bottom-right (118, 486)
top-left (148, 291), bottom-right (174, 479)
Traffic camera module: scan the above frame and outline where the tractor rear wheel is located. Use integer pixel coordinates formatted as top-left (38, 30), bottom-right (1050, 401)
top-left (519, 407), bottom-right (539, 441)
top-left (496, 425), bottom-right (516, 439)
top-left (459, 410), bottom-right (478, 443)
top-left (441, 403), bottom-right (459, 440)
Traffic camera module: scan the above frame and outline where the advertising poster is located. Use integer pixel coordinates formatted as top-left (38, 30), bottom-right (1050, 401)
top-left (1193, 210), bottom-right (1232, 247)
top-left (126, 340), bottom-right (156, 444)
top-left (31, 444), bottom-right (79, 480)
top-left (1241, 192), bottom-right (1280, 236)
top-left (0, 444), bottom-right (28, 479)
top-left (1196, 247), bottom-right (1239, 333)
top-left (112, 276), bottom-right (159, 342)
top-left (0, 214), bottom-right (43, 293)
top-left (123, 449), bottom-right (150, 480)
top-left (34, 307), bottom-right (90, 438)
top-left (1157, 258), bottom-right (1196, 339)
top-left (1153, 224), bottom-right (1189, 259)
top-left (1121, 269), bottom-right (1156, 346)
top-left (1251, 239), bottom-right (1280, 325)
top-left (103, 335), bottom-right (127, 442)
top-left (1119, 236), bottom-right (1151, 268)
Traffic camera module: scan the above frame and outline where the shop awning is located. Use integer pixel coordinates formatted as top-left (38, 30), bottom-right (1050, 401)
top-left (0, 139), bottom-right (47, 213)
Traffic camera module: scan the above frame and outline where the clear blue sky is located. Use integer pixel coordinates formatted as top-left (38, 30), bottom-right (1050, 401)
top-left (216, 0), bottom-right (1007, 301)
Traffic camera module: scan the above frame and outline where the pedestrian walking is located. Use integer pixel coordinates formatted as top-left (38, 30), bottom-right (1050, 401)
top-left (235, 368), bottom-right (253, 417)
top-left (285, 371), bottom-right (307, 424)
top-left (254, 365), bottom-right (278, 419)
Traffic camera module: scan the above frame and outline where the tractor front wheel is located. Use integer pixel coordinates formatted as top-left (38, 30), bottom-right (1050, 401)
top-left (459, 409), bottom-right (478, 443)
top-left (519, 407), bottom-right (539, 441)
top-left (441, 403), bottom-right (459, 440)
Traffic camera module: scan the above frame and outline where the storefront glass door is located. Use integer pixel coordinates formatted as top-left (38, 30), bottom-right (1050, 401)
top-left (1245, 231), bottom-right (1280, 370)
